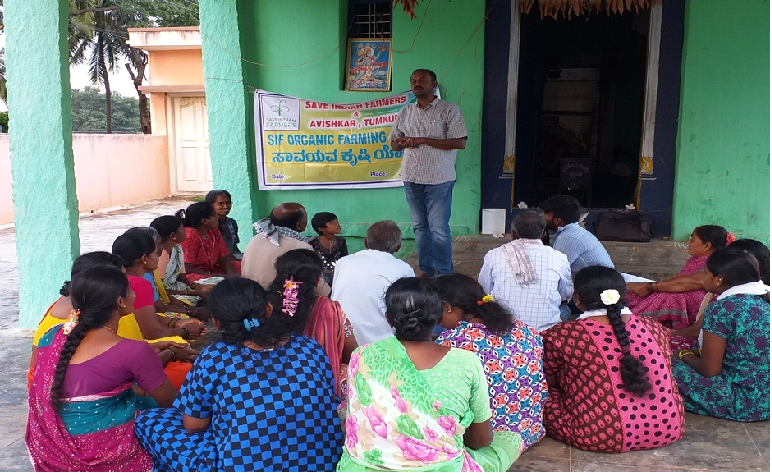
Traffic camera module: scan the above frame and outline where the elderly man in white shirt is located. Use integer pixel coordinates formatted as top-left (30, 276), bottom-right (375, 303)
top-left (331, 220), bottom-right (415, 345)
top-left (478, 210), bottom-right (573, 332)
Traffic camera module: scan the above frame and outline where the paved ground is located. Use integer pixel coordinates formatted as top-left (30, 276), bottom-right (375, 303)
top-left (0, 198), bottom-right (768, 471)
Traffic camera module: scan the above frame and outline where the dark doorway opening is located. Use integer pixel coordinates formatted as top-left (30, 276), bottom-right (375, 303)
top-left (515, 10), bottom-right (649, 209)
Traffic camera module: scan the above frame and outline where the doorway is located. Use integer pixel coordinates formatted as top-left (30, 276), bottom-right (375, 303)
top-left (169, 96), bottom-right (213, 194)
top-left (514, 10), bottom-right (649, 209)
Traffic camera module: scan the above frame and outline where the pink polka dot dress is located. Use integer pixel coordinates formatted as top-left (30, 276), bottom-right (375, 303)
top-left (540, 315), bottom-right (685, 452)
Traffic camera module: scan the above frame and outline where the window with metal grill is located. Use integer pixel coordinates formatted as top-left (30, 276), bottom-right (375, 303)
top-left (349, 0), bottom-right (392, 39)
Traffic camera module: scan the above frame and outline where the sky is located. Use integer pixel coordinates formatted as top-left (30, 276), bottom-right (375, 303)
top-left (69, 60), bottom-right (141, 97)
top-left (0, 35), bottom-right (140, 112)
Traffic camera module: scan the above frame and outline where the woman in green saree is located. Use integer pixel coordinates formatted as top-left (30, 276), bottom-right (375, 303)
top-left (337, 277), bottom-right (521, 472)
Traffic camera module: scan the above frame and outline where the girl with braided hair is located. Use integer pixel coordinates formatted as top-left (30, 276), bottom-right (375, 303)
top-left (28, 251), bottom-right (199, 389)
top-left (28, 251), bottom-right (123, 387)
top-left (337, 277), bottom-right (522, 471)
top-left (541, 266), bottom-right (685, 452)
top-left (26, 265), bottom-right (176, 471)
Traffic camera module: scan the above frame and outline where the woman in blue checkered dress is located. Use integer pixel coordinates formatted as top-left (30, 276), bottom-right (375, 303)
top-left (134, 277), bottom-right (344, 471)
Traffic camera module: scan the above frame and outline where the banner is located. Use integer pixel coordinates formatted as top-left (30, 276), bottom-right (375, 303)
top-left (254, 89), bottom-right (415, 190)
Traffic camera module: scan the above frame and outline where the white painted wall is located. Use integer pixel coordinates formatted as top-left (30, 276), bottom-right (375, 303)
top-left (0, 134), bottom-right (171, 224)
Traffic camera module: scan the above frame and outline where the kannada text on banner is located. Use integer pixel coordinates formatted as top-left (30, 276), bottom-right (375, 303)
top-left (254, 90), bottom-right (416, 190)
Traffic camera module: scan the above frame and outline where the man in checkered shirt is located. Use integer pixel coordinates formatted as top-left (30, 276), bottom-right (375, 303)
top-left (389, 69), bottom-right (468, 277)
top-left (478, 210), bottom-right (573, 332)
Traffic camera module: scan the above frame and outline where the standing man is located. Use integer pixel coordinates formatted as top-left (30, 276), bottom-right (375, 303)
top-left (389, 69), bottom-right (467, 277)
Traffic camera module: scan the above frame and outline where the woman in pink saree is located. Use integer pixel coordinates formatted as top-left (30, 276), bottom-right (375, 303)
top-left (626, 225), bottom-right (732, 351)
top-left (26, 266), bottom-right (176, 471)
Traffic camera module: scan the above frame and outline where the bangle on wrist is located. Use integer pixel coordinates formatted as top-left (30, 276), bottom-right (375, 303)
top-left (646, 282), bottom-right (654, 293)
top-left (678, 349), bottom-right (695, 361)
top-left (181, 326), bottom-right (190, 340)
top-left (165, 348), bottom-right (177, 361)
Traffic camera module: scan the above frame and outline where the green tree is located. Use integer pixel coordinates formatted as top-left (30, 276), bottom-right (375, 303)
top-left (71, 87), bottom-right (140, 133)
top-left (69, 0), bottom-right (127, 134)
top-left (0, 48), bottom-right (6, 105)
top-left (68, 0), bottom-right (199, 134)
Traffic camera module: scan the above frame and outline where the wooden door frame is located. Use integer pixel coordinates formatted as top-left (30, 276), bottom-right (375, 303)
top-left (167, 93), bottom-right (207, 195)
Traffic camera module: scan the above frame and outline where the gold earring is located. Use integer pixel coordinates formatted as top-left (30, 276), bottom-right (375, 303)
top-left (118, 303), bottom-right (126, 309)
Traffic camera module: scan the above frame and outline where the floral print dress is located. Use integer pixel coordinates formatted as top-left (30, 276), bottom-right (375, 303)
top-left (337, 337), bottom-right (521, 472)
top-left (436, 321), bottom-right (547, 451)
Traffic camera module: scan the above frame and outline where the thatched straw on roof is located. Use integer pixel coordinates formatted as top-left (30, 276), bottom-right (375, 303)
top-left (393, 0), bottom-right (661, 20)
top-left (393, 0), bottom-right (419, 19)
top-left (520, 0), bottom-right (663, 20)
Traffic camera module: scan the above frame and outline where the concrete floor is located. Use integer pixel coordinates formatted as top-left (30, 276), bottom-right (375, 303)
top-left (0, 198), bottom-right (768, 471)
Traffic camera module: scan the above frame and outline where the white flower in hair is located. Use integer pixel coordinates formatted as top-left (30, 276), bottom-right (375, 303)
top-left (600, 289), bottom-right (621, 306)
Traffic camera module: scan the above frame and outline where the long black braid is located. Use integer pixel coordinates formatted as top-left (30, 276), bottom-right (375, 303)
top-left (574, 266), bottom-right (652, 397)
top-left (49, 266), bottom-right (129, 410)
top-left (50, 323), bottom-right (88, 410)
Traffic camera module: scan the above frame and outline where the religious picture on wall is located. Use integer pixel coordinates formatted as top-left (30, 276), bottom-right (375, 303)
top-left (345, 39), bottom-right (392, 92)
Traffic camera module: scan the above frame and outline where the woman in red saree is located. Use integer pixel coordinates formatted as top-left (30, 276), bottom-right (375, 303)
top-left (266, 249), bottom-right (358, 397)
top-left (176, 201), bottom-right (240, 282)
top-left (626, 225), bottom-right (732, 351)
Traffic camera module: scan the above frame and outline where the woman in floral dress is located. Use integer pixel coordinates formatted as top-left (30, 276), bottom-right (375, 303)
top-left (337, 277), bottom-right (521, 472)
top-left (434, 273), bottom-right (547, 451)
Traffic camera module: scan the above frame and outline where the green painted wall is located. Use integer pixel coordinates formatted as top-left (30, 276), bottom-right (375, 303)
top-left (6, 0), bottom-right (80, 328)
top-left (199, 0), bottom-right (261, 244)
top-left (672, 0), bottom-right (770, 242)
top-left (209, 0), bottom-right (487, 253)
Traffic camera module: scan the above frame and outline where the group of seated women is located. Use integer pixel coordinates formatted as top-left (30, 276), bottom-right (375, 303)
top-left (24, 220), bottom-right (770, 471)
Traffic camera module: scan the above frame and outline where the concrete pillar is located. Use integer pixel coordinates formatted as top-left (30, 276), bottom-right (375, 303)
top-left (5, 0), bottom-right (80, 328)
top-left (199, 0), bottom-right (260, 245)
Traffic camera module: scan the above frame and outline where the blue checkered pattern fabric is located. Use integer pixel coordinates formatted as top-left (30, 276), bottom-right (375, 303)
top-left (134, 335), bottom-right (343, 471)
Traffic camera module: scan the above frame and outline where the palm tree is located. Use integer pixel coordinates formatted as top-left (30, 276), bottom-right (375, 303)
top-left (69, 0), bottom-right (127, 134)
top-left (0, 49), bottom-right (7, 105)
top-left (67, 0), bottom-right (199, 134)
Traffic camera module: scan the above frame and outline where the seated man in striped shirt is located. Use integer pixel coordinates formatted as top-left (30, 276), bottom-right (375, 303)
top-left (478, 210), bottom-right (573, 332)
top-left (541, 195), bottom-right (615, 275)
